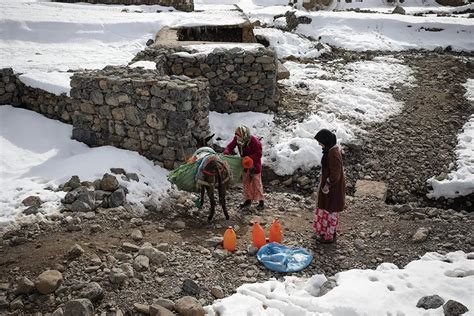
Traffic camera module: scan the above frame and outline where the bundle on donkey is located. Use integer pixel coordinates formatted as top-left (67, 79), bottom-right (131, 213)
top-left (168, 134), bottom-right (243, 222)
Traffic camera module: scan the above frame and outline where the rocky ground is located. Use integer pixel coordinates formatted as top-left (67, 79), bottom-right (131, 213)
top-left (273, 49), bottom-right (474, 211)
top-left (0, 50), bottom-right (473, 315)
top-left (0, 185), bottom-right (473, 315)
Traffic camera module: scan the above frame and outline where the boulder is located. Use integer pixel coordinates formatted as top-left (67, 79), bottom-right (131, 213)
top-left (100, 173), bottom-right (119, 192)
top-left (63, 299), bottom-right (94, 316)
top-left (131, 229), bottom-right (143, 242)
top-left (109, 269), bottom-right (128, 285)
top-left (35, 270), bottom-right (63, 294)
top-left (417, 295), bottom-right (445, 309)
top-left (443, 300), bottom-right (469, 315)
top-left (109, 188), bottom-right (126, 207)
top-left (22, 196), bottom-right (42, 207)
top-left (175, 296), bottom-right (205, 316)
top-left (153, 298), bottom-right (175, 311)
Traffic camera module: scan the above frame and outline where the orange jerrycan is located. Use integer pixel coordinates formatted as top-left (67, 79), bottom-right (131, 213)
top-left (252, 221), bottom-right (266, 249)
top-left (269, 218), bottom-right (282, 244)
top-left (223, 226), bottom-right (237, 252)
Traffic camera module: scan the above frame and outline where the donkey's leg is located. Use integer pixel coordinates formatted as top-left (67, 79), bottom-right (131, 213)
top-left (207, 186), bottom-right (216, 222)
top-left (218, 179), bottom-right (229, 220)
top-left (198, 186), bottom-right (205, 209)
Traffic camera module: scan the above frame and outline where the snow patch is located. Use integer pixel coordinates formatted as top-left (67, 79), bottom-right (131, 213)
top-left (129, 60), bottom-right (157, 70)
top-left (0, 106), bottom-right (170, 230)
top-left (427, 114), bottom-right (474, 199)
top-left (18, 71), bottom-right (73, 96)
top-left (205, 251), bottom-right (474, 315)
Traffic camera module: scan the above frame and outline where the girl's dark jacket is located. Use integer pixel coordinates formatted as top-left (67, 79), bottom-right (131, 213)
top-left (317, 146), bottom-right (346, 212)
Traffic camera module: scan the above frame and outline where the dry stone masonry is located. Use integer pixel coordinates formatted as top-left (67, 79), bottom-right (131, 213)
top-left (134, 44), bottom-right (279, 113)
top-left (52, 0), bottom-right (194, 12)
top-left (70, 66), bottom-right (209, 168)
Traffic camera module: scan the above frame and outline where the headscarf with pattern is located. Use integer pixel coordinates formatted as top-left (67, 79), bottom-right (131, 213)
top-left (235, 125), bottom-right (251, 147)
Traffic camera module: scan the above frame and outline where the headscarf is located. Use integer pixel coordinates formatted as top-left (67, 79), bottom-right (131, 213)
top-left (314, 129), bottom-right (337, 168)
top-left (235, 125), bottom-right (251, 147)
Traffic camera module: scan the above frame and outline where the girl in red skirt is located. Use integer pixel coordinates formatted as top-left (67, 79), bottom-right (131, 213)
top-left (313, 129), bottom-right (346, 243)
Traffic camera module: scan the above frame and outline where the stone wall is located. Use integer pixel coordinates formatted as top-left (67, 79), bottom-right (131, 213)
top-left (0, 68), bottom-right (75, 123)
top-left (52, 0), bottom-right (193, 12)
top-left (70, 66), bottom-right (209, 169)
top-left (0, 68), bottom-right (21, 106)
top-left (0, 67), bottom-right (210, 169)
top-left (134, 45), bottom-right (279, 113)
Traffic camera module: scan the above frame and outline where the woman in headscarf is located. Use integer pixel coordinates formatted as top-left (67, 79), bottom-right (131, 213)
top-left (224, 125), bottom-right (265, 210)
top-left (313, 129), bottom-right (346, 243)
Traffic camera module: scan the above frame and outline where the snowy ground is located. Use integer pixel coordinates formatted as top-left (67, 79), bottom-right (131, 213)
top-left (0, 105), bottom-right (169, 229)
top-left (205, 251), bottom-right (474, 315)
top-left (426, 79), bottom-right (474, 199)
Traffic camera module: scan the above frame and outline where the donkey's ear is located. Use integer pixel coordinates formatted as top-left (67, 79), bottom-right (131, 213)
top-left (192, 133), bottom-right (200, 142)
top-left (204, 133), bottom-right (215, 143)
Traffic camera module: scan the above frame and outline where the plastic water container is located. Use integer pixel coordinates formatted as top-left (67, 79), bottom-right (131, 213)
top-left (269, 218), bottom-right (282, 244)
top-left (252, 221), bottom-right (266, 249)
top-left (223, 226), bottom-right (236, 252)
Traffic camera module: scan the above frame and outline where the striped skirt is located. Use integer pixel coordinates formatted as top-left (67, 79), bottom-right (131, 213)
top-left (242, 171), bottom-right (264, 201)
top-left (313, 208), bottom-right (339, 241)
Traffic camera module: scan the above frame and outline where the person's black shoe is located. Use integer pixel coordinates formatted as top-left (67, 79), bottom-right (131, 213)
top-left (256, 201), bottom-right (264, 210)
top-left (239, 200), bottom-right (251, 209)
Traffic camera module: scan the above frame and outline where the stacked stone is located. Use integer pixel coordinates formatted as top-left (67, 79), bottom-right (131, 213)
top-left (0, 68), bottom-right (21, 106)
top-left (70, 66), bottom-right (209, 169)
top-left (166, 46), bottom-right (278, 113)
top-left (51, 0), bottom-right (194, 12)
top-left (0, 67), bottom-right (75, 123)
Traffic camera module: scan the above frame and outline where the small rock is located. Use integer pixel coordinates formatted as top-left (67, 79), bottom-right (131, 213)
top-left (247, 245), bottom-right (258, 256)
top-left (153, 298), bottom-right (175, 311)
top-left (417, 295), bottom-right (445, 309)
top-left (15, 277), bottom-right (35, 295)
top-left (146, 39), bottom-right (155, 46)
top-left (71, 200), bottom-right (93, 212)
top-left (412, 227), bottom-right (430, 243)
top-left (174, 220), bottom-right (186, 229)
top-left (63, 299), bottom-right (94, 316)
top-left (0, 296), bottom-right (8, 309)
top-left (317, 278), bottom-right (337, 297)
top-left (392, 5), bottom-right (406, 15)
top-left (109, 269), bottom-right (128, 285)
top-left (23, 205), bottom-right (40, 215)
top-left (138, 245), bottom-right (167, 265)
top-left (35, 270), bottom-right (63, 294)
top-left (131, 229), bottom-right (143, 242)
top-left (126, 173), bottom-right (139, 182)
top-left (175, 296), bottom-right (205, 316)
top-left (100, 173), bottom-right (119, 192)
top-left (64, 176), bottom-right (81, 190)
top-left (78, 282), bottom-right (104, 302)
top-left (443, 300), bottom-right (469, 315)
top-left (211, 286), bottom-right (224, 299)
top-left (111, 168), bottom-right (126, 175)
top-left (134, 303), bottom-right (150, 314)
top-left (134, 255), bottom-right (150, 271)
top-left (204, 236), bottom-right (223, 248)
top-left (150, 304), bottom-right (174, 316)
top-left (182, 279), bottom-right (200, 296)
top-left (109, 188), bottom-right (126, 208)
top-left (22, 195), bottom-right (42, 207)
top-left (213, 249), bottom-right (231, 260)
top-left (354, 239), bottom-right (365, 250)
top-left (67, 243), bottom-right (85, 260)
top-left (52, 307), bottom-right (64, 316)
top-left (123, 242), bottom-right (141, 252)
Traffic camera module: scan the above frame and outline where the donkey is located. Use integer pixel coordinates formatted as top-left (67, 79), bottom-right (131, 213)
top-left (193, 134), bottom-right (230, 222)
